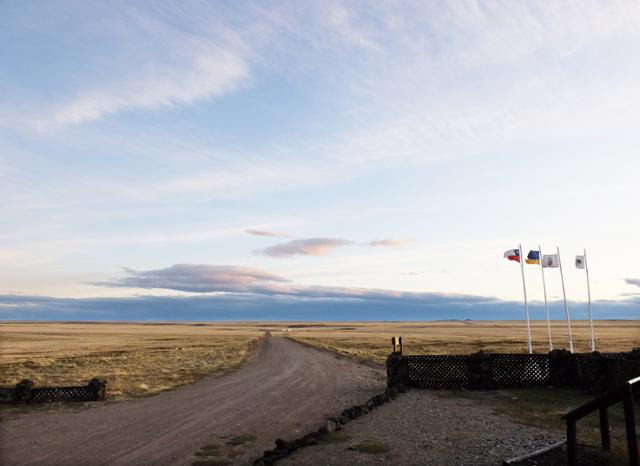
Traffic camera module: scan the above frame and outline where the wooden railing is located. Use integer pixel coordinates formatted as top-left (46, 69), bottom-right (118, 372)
top-left (562, 376), bottom-right (640, 466)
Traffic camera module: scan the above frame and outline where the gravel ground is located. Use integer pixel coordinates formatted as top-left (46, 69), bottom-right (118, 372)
top-left (280, 390), bottom-right (563, 466)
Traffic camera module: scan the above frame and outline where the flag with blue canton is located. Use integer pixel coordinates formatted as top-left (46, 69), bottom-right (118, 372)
top-left (504, 249), bottom-right (520, 262)
top-left (525, 250), bottom-right (540, 265)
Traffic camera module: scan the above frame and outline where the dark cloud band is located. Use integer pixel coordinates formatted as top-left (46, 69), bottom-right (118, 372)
top-left (1, 293), bottom-right (638, 322)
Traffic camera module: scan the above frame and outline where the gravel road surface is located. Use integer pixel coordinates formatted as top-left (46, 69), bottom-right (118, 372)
top-left (0, 336), bottom-right (384, 466)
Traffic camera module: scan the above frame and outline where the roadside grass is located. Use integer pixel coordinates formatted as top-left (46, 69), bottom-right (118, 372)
top-left (348, 441), bottom-right (389, 454)
top-left (319, 431), bottom-right (351, 443)
top-left (225, 448), bottom-right (245, 458)
top-left (0, 322), bottom-right (261, 399)
top-left (436, 387), bottom-right (637, 464)
top-left (192, 459), bottom-right (230, 466)
top-left (194, 444), bottom-right (222, 457)
top-left (226, 434), bottom-right (257, 446)
top-left (193, 434), bottom-right (256, 465)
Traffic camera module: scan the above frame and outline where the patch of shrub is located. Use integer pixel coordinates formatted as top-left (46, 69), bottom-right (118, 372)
top-left (227, 434), bottom-right (257, 446)
top-left (318, 431), bottom-right (350, 443)
top-left (192, 459), bottom-right (230, 466)
top-left (194, 444), bottom-right (221, 457)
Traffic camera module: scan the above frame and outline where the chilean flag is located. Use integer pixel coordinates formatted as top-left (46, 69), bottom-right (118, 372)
top-left (504, 248), bottom-right (520, 262)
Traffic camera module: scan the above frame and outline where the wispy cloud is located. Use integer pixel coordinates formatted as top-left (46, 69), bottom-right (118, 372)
top-left (245, 228), bottom-right (291, 238)
top-left (367, 239), bottom-right (411, 247)
top-left (114, 158), bottom-right (339, 202)
top-left (625, 278), bottom-right (640, 287)
top-left (256, 237), bottom-right (411, 257)
top-left (322, 3), bottom-right (381, 53)
top-left (39, 6), bottom-right (253, 128)
top-left (54, 48), bottom-right (248, 126)
top-left (259, 238), bottom-right (353, 257)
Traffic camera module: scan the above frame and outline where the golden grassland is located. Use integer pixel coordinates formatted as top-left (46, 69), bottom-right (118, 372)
top-left (1, 320), bottom-right (638, 400)
top-left (283, 320), bottom-right (640, 364)
top-left (0, 322), bottom-right (262, 399)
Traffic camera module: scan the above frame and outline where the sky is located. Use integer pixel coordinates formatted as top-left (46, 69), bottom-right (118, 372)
top-left (1, 1), bottom-right (639, 321)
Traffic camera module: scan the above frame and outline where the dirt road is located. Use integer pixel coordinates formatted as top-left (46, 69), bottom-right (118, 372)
top-left (0, 336), bottom-right (383, 465)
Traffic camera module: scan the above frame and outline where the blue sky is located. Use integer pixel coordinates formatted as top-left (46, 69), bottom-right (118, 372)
top-left (1, 1), bottom-right (639, 320)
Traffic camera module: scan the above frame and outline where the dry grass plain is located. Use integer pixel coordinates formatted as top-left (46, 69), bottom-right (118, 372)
top-left (0, 322), bottom-right (262, 399)
top-left (283, 320), bottom-right (640, 364)
top-left (1, 320), bottom-right (638, 400)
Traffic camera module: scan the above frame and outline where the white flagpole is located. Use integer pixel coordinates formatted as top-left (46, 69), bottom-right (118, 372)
top-left (539, 244), bottom-right (552, 351)
top-left (519, 243), bottom-right (532, 354)
top-left (557, 246), bottom-right (574, 353)
top-left (584, 248), bottom-right (595, 352)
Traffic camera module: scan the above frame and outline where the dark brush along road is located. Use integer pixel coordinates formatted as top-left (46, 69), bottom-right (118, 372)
top-left (0, 336), bottom-right (383, 466)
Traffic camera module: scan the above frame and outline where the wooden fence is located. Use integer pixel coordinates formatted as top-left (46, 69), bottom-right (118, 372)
top-left (387, 348), bottom-right (640, 393)
top-left (0, 378), bottom-right (107, 404)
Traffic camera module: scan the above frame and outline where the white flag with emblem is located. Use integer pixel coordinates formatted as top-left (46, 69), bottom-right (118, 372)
top-left (575, 255), bottom-right (585, 269)
top-left (542, 254), bottom-right (559, 268)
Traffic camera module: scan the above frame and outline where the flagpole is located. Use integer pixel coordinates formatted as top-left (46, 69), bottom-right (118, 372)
top-left (519, 243), bottom-right (532, 354)
top-left (557, 246), bottom-right (574, 353)
top-left (539, 244), bottom-right (552, 351)
top-left (584, 248), bottom-right (595, 352)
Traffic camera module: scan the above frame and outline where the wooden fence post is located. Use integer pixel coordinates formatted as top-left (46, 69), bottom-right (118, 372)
top-left (386, 352), bottom-right (408, 389)
top-left (14, 379), bottom-right (33, 403)
top-left (549, 349), bottom-right (576, 388)
top-left (468, 351), bottom-right (493, 390)
top-left (87, 378), bottom-right (107, 401)
top-left (584, 352), bottom-right (608, 394)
